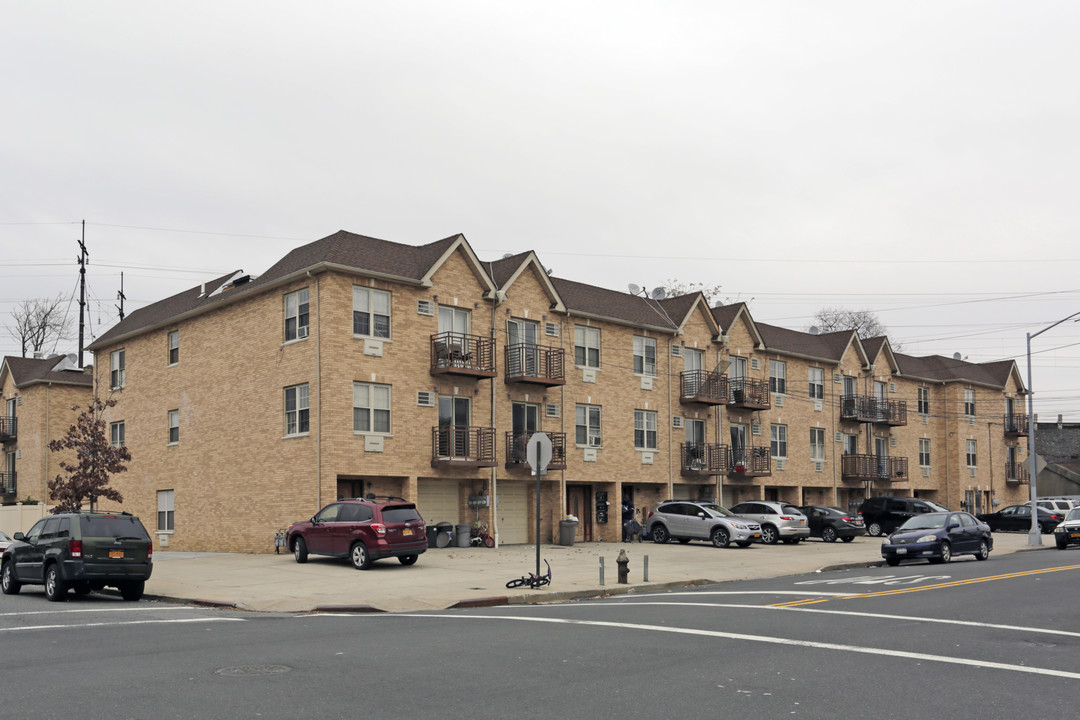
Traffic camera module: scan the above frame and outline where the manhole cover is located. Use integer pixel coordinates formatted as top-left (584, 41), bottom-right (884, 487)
top-left (214, 665), bottom-right (292, 677)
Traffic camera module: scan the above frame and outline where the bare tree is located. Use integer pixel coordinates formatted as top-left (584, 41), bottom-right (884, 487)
top-left (47, 397), bottom-right (130, 513)
top-left (811, 307), bottom-right (898, 346)
top-left (9, 295), bottom-right (71, 358)
top-left (661, 279), bottom-right (725, 305)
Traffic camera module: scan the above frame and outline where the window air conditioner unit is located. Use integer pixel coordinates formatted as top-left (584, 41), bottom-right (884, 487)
top-left (297, 327), bottom-right (309, 339)
top-left (416, 391), bottom-right (435, 407)
top-left (588, 436), bottom-right (602, 447)
top-left (417, 300), bottom-right (435, 316)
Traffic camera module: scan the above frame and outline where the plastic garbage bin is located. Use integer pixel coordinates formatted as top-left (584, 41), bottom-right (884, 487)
top-left (434, 521), bottom-right (453, 548)
top-left (426, 526), bottom-right (440, 548)
top-left (559, 519), bottom-right (579, 546)
top-left (455, 524), bottom-right (472, 548)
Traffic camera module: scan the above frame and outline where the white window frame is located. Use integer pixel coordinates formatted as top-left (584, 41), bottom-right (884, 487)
top-left (167, 410), bottom-right (179, 445)
top-left (918, 386), bottom-right (930, 415)
top-left (157, 489), bottom-right (175, 532)
top-left (353, 382), bottom-right (391, 434)
top-left (964, 389), bottom-right (976, 417)
top-left (110, 349), bottom-right (125, 389)
top-left (167, 330), bottom-right (179, 366)
top-left (575, 403), bottom-right (602, 447)
top-left (284, 288), bottom-right (310, 342)
top-left (574, 326), bottom-right (601, 368)
top-left (633, 336), bottom-right (656, 376)
top-left (966, 439), bottom-right (977, 468)
top-left (769, 360), bottom-right (786, 394)
top-left (919, 438), bottom-right (931, 467)
top-left (808, 367), bottom-right (824, 399)
top-left (770, 423), bottom-right (788, 459)
top-left (284, 384), bottom-right (310, 437)
top-left (352, 286), bottom-right (391, 339)
top-left (809, 427), bottom-right (825, 461)
top-left (634, 409), bottom-right (658, 450)
top-left (110, 420), bottom-right (125, 448)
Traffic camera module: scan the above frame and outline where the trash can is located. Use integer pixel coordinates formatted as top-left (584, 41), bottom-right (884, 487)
top-left (434, 521), bottom-right (453, 548)
top-left (455, 524), bottom-right (472, 548)
top-left (558, 519), bottom-right (579, 546)
top-left (426, 526), bottom-right (440, 548)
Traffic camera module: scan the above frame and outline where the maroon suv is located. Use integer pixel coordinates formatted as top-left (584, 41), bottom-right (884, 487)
top-left (286, 497), bottom-right (427, 570)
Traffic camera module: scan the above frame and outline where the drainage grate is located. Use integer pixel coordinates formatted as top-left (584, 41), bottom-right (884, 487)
top-left (214, 665), bottom-right (292, 677)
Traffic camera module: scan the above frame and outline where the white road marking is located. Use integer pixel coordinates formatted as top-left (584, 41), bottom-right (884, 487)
top-left (0, 606), bottom-right (196, 618)
top-left (621, 590), bottom-right (854, 598)
top-left (383, 614), bottom-right (1080, 681)
top-left (0, 617), bottom-right (243, 632)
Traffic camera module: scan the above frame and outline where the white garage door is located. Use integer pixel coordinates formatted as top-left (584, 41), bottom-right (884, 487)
top-left (497, 482), bottom-right (529, 544)
top-left (417, 479), bottom-right (460, 525)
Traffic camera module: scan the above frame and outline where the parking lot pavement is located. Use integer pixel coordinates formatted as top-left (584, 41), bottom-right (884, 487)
top-left (145, 532), bottom-right (1044, 613)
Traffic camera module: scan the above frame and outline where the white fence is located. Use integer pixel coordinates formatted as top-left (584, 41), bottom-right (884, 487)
top-left (0, 503), bottom-right (50, 535)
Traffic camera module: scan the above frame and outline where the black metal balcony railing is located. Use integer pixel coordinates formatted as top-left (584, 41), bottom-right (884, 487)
top-left (1005, 461), bottom-right (1031, 484)
top-left (0, 415), bottom-right (16, 442)
top-left (841, 454), bottom-right (909, 482)
top-left (0, 470), bottom-right (15, 496)
top-left (504, 344), bottom-right (565, 386)
top-left (504, 431), bottom-right (567, 471)
top-left (840, 395), bottom-right (907, 426)
top-left (728, 378), bottom-right (771, 410)
top-left (431, 426), bottom-right (496, 467)
top-left (430, 332), bottom-right (496, 378)
top-left (728, 446), bottom-right (771, 477)
top-left (680, 370), bottom-right (729, 406)
top-left (1003, 414), bottom-right (1030, 437)
top-left (680, 442), bottom-right (730, 476)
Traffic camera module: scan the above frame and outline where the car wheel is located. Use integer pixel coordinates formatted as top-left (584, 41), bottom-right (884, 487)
top-left (841, 535), bottom-right (855, 543)
top-left (974, 540), bottom-right (989, 561)
top-left (652, 525), bottom-right (670, 544)
top-left (711, 527), bottom-right (730, 548)
top-left (398, 555), bottom-right (418, 566)
top-left (930, 542), bottom-right (952, 564)
top-left (292, 536), bottom-right (308, 564)
top-left (120, 580), bottom-right (145, 601)
top-left (760, 525), bottom-right (779, 545)
top-left (350, 542), bottom-right (372, 570)
top-left (735, 540), bottom-right (753, 548)
top-left (1, 561), bottom-right (21, 595)
top-left (821, 527), bottom-right (838, 543)
top-left (44, 565), bottom-right (67, 602)
top-left (885, 557), bottom-right (901, 567)
top-left (867, 522), bottom-right (883, 537)
top-left (677, 538), bottom-right (691, 544)
top-left (73, 581), bottom-right (93, 596)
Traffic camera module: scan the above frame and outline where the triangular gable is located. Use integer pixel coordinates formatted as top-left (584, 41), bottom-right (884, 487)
top-left (666, 293), bottom-right (720, 338)
top-left (838, 332), bottom-right (872, 370)
top-left (863, 336), bottom-right (901, 375)
top-left (419, 234), bottom-right (498, 297)
top-left (711, 302), bottom-right (764, 348)
top-left (491, 251), bottom-right (566, 313)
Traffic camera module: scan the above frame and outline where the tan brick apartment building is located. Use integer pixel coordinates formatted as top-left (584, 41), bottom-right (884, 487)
top-left (80, 230), bottom-right (1031, 553)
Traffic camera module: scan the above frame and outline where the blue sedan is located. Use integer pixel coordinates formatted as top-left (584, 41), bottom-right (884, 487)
top-left (881, 511), bottom-right (993, 566)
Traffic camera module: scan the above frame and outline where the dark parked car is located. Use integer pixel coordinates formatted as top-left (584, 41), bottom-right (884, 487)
top-left (977, 504), bottom-right (1063, 534)
top-left (858, 496), bottom-right (949, 537)
top-left (1, 511), bottom-right (153, 601)
top-left (881, 511), bottom-right (992, 566)
top-left (1052, 508), bottom-right (1080, 549)
top-left (799, 505), bottom-right (865, 543)
top-left (286, 496), bottom-right (427, 570)
top-left (647, 500), bottom-right (761, 548)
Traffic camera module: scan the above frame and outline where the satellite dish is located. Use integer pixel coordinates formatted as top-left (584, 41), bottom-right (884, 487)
top-left (501, 253), bottom-right (513, 259)
top-left (650, 287), bottom-right (667, 300)
top-left (627, 283), bottom-right (642, 296)
top-left (809, 326), bottom-right (820, 335)
top-left (953, 352), bottom-right (962, 360)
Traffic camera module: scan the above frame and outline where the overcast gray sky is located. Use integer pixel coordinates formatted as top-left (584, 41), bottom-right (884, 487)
top-left (2, 1), bottom-right (1078, 419)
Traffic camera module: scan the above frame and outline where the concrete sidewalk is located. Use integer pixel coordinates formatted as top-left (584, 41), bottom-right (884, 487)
top-left (145, 532), bottom-right (1046, 613)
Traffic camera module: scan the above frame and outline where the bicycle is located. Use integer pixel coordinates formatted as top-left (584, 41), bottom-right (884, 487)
top-left (470, 522), bottom-right (495, 548)
top-left (506, 559), bottom-right (551, 589)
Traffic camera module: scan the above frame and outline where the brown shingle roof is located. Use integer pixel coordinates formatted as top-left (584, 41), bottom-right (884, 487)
top-left (894, 353), bottom-right (1018, 388)
top-left (551, 277), bottom-right (680, 331)
top-left (2, 355), bottom-right (92, 388)
top-left (756, 323), bottom-right (855, 362)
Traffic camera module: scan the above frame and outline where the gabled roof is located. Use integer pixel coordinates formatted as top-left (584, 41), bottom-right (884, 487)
top-left (710, 303), bottom-right (765, 348)
top-left (551, 277), bottom-right (681, 333)
top-left (0, 355), bottom-right (92, 390)
top-left (894, 353), bottom-right (1026, 391)
top-left (656, 293), bottom-right (721, 337)
top-left (756, 323), bottom-right (858, 364)
top-left (861, 336), bottom-right (900, 374)
top-left (485, 252), bottom-right (566, 313)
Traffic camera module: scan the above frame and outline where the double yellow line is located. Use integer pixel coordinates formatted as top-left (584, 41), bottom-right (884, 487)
top-left (771, 563), bottom-right (1080, 607)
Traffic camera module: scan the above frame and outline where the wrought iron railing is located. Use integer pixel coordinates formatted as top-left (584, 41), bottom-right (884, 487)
top-left (430, 332), bottom-right (496, 376)
top-left (680, 442), bottom-right (730, 475)
top-left (504, 344), bottom-right (564, 385)
top-left (680, 370), bottom-right (729, 405)
top-left (840, 395), bottom-right (907, 425)
top-left (504, 431), bottom-right (567, 470)
top-left (431, 426), bottom-right (496, 464)
top-left (841, 454), bottom-right (908, 481)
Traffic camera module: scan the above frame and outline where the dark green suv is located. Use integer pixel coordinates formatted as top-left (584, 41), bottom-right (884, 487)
top-left (1, 511), bottom-right (153, 602)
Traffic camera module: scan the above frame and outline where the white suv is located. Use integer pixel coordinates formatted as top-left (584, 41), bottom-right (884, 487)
top-left (729, 501), bottom-right (811, 545)
top-left (647, 501), bottom-right (761, 548)
top-left (1038, 498), bottom-right (1076, 514)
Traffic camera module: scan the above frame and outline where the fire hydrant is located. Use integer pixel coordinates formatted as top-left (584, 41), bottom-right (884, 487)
top-left (616, 548), bottom-right (630, 584)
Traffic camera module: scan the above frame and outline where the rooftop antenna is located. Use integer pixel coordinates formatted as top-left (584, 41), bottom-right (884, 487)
top-left (116, 271), bottom-right (126, 321)
top-left (77, 220), bottom-right (88, 369)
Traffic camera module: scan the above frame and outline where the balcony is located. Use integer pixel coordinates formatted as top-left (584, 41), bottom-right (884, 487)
top-left (680, 442), bottom-right (730, 477)
top-left (1005, 461), bottom-right (1030, 484)
top-left (504, 431), bottom-right (567, 471)
top-left (728, 446), bottom-right (771, 478)
top-left (1003, 414), bottom-right (1030, 437)
top-left (0, 470), bottom-right (14, 501)
top-left (680, 370), bottom-right (729, 406)
top-left (728, 378), bottom-right (771, 411)
top-left (841, 454), bottom-right (909, 482)
top-left (430, 426), bottom-right (497, 468)
top-left (0, 415), bottom-right (16, 442)
top-left (430, 332), bottom-right (496, 379)
top-left (504, 344), bottom-right (565, 387)
top-left (840, 395), bottom-right (907, 426)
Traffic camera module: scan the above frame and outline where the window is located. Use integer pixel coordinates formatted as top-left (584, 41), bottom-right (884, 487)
top-left (110, 349), bottom-right (125, 389)
top-left (964, 389), bottom-right (975, 417)
top-left (284, 288), bottom-right (310, 342)
top-left (808, 367), bottom-right (824, 399)
top-left (167, 410), bottom-right (179, 444)
top-left (919, 438), bottom-right (931, 467)
top-left (574, 326), bottom-right (601, 368)
top-left (843, 434), bottom-right (858, 455)
top-left (157, 490), bottom-right (175, 532)
top-left (353, 382), bottom-right (391, 433)
top-left (918, 387), bottom-right (929, 415)
top-left (634, 410), bottom-right (657, 450)
top-left (353, 286), bottom-right (391, 338)
top-left (575, 404), bottom-right (602, 446)
top-left (770, 424), bottom-right (787, 458)
top-left (809, 428), bottom-right (825, 461)
top-left (633, 336), bottom-right (656, 376)
top-left (966, 439), bottom-right (977, 467)
top-left (769, 360), bottom-right (786, 394)
top-left (110, 421), bottom-right (125, 448)
top-left (284, 384), bottom-right (310, 436)
top-left (168, 330), bottom-right (179, 365)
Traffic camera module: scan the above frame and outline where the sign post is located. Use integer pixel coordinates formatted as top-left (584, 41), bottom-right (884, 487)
top-left (526, 432), bottom-right (553, 581)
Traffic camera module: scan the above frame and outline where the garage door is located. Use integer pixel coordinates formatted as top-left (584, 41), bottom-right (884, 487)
top-left (417, 479), bottom-right (460, 525)
top-left (497, 482), bottom-right (529, 544)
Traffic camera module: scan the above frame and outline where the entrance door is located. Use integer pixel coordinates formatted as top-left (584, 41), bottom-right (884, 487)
top-left (437, 395), bottom-right (470, 458)
top-left (510, 402), bottom-right (539, 463)
top-left (497, 482), bottom-right (529, 544)
top-left (566, 484), bottom-right (592, 541)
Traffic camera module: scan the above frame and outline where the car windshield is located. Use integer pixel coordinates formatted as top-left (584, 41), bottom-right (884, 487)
top-left (899, 514), bottom-right (947, 531)
top-left (0, 530), bottom-right (9, 541)
top-left (925, 500), bottom-right (950, 512)
top-left (699, 504), bottom-right (736, 518)
top-left (1066, 508), bottom-right (1080, 523)
top-left (80, 515), bottom-right (150, 540)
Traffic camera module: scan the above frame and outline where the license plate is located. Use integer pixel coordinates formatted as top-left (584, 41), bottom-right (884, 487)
top-left (109, 550), bottom-right (124, 559)
top-left (402, 529), bottom-right (413, 536)
top-left (1071, 533), bottom-right (1080, 538)
top-left (896, 548), bottom-right (907, 555)
top-left (799, 520), bottom-right (806, 525)
top-left (753, 533), bottom-right (760, 538)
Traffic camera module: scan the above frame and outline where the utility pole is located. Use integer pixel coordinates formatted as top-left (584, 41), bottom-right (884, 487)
top-left (78, 220), bottom-right (88, 369)
top-left (116, 271), bottom-right (126, 320)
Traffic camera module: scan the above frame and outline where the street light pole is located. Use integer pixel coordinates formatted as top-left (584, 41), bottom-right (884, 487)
top-left (1025, 310), bottom-right (1080, 546)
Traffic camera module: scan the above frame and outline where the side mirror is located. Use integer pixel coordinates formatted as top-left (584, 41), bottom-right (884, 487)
top-left (13, 532), bottom-right (24, 541)
top-left (947, 523), bottom-right (960, 531)
top-left (310, 516), bottom-right (318, 525)
top-left (697, 512), bottom-right (706, 519)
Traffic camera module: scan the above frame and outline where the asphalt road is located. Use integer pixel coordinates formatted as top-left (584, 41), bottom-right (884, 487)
top-left (3, 547), bottom-right (1078, 719)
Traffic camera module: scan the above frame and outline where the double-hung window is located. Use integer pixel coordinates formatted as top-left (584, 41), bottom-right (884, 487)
top-left (809, 427), bottom-right (825, 461)
top-left (285, 384), bottom-right (310, 436)
top-left (634, 410), bottom-right (657, 450)
top-left (167, 330), bottom-right (179, 366)
top-left (110, 349), bottom-right (125, 389)
top-left (808, 367), bottom-right (824, 399)
top-left (353, 382), bottom-right (391, 433)
top-left (770, 424), bottom-right (788, 459)
top-left (964, 389), bottom-right (975, 417)
top-left (918, 387), bottom-right (930, 415)
top-left (919, 438), bottom-right (931, 467)
top-left (966, 439), bottom-right (977, 468)
top-left (110, 421), bottom-right (125, 448)
top-left (769, 360), bottom-right (786, 394)
top-left (284, 288), bottom-right (310, 342)
top-left (353, 286), bottom-right (391, 338)
top-left (574, 326), bottom-right (601, 368)
top-left (157, 490), bottom-right (175, 532)
top-left (633, 336), bottom-right (656, 376)
top-left (167, 410), bottom-right (179, 444)
top-left (575, 404), bottom-right (601, 447)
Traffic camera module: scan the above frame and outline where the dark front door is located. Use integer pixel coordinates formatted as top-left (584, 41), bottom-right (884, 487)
top-left (567, 485), bottom-right (592, 541)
